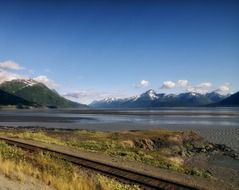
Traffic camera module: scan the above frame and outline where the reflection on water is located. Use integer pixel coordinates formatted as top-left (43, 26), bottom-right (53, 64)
top-left (0, 108), bottom-right (239, 127)
top-left (1, 108), bottom-right (238, 153)
top-left (0, 108), bottom-right (239, 154)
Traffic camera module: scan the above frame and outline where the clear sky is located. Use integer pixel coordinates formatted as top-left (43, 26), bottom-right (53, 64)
top-left (0, 0), bottom-right (238, 104)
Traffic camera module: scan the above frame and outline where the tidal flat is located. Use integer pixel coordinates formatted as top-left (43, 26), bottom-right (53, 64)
top-left (0, 107), bottom-right (239, 152)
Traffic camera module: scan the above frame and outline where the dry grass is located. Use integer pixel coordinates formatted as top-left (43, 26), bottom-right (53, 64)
top-left (2, 131), bottom-right (65, 146)
top-left (0, 128), bottom-right (211, 177)
top-left (0, 141), bottom-right (140, 190)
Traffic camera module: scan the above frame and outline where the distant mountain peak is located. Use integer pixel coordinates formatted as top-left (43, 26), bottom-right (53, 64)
top-left (145, 89), bottom-right (156, 93)
top-left (14, 78), bottom-right (38, 86)
top-left (90, 89), bottom-right (230, 108)
top-left (141, 89), bottom-right (158, 100)
top-left (188, 92), bottom-right (200, 96)
top-left (0, 79), bottom-right (87, 108)
top-left (103, 97), bottom-right (119, 102)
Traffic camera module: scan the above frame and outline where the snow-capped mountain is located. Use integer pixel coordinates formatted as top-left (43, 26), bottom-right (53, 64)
top-left (0, 79), bottom-right (87, 108)
top-left (0, 79), bottom-right (38, 93)
top-left (89, 90), bottom-right (229, 108)
top-left (139, 89), bottom-right (159, 100)
top-left (17, 79), bottom-right (38, 86)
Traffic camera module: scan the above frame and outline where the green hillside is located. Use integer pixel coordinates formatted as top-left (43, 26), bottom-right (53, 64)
top-left (0, 89), bottom-right (34, 107)
top-left (0, 79), bottom-right (87, 108)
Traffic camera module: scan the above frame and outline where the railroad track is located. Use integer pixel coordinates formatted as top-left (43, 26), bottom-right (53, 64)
top-left (0, 136), bottom-right (199, 190)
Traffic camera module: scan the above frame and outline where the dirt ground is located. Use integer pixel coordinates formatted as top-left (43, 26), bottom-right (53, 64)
top-left (0, 172), bottom-right (54, 190)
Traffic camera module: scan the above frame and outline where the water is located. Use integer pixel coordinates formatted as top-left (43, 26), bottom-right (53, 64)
top-left (0, 108), bottom-right (239, 151)
top-left (0, 108), bottom-right (238, 127)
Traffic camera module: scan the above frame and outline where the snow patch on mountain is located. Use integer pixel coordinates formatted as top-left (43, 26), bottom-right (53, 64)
top-left (89, 89), bottom-right (229, 108)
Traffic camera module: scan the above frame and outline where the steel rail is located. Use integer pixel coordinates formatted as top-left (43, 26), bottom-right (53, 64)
top-left (0, 136), bottom-right (199, 190)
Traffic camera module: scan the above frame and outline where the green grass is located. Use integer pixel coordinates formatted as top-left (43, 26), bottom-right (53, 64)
top-left (0, 129), bottom-right (211, 178)
top-left (0, 141), bottom-right (140, 190)
top-left (5, 131), bottom-right (65, 145)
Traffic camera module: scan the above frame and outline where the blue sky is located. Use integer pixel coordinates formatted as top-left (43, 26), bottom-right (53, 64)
top-left (0, 0), bottom-right (238, 103)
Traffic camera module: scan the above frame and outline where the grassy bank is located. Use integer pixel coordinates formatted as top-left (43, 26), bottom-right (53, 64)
top-left (0, 128), bottom-right (211, 178)
top-left (0, 140), bottom-right (139, 190)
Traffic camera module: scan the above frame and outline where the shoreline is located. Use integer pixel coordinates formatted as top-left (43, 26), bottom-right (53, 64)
top-left (1, 124), bottom-right (238, 153)
top-left (1, 107), bottom-right (239, 116)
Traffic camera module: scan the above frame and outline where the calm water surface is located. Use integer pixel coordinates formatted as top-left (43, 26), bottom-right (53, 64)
top-left (0, 108), bottom-right (239, 127)
top-left (1, 108), bottom-right (239, 151)
top-left (0, 107), bottom-right (239, 128)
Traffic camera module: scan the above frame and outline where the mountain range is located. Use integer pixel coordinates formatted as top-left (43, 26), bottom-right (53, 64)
top-left (90, 89), bottom-right (234, 108)
top-left (0, 79), bottom-right (87, 108)
top-left (212, 91), bottom-right (239, 107)
top-left (0, 79), bottom-right (238, 109)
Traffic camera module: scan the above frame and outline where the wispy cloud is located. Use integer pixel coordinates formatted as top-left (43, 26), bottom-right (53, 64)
top-left (33, 75), bottom-right (59, 89)
top-left (187, 82), bottom-right (212, 93)
top-left (0, 59), bottom-right (58, 89)
top-left (161, 80), bottom-right (189, 89)
top-left (215, 83), bottom-right (231, 94)
top-left (134, 80), bottom-right (149, 88)
top-left (161, 81), bottom-right (176, 89)
top-left (0, 69), bottom-right (26, 83)
top-left (177, 80), bottom-right (189, 88)
top-left (160, 79), bottom-right (232, 94)
top-left (0, 60), bottom-right (24, 70)
top-left (64, 89), bottom-right (132, 104)
top-left (44, 68), bottom-right (53, 74)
